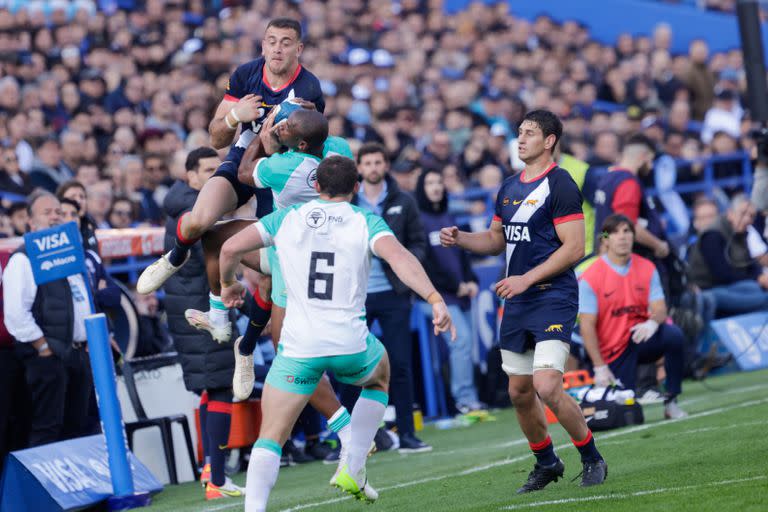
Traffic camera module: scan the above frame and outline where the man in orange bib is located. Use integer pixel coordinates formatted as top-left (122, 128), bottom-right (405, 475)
top-left (579, 214), bottom-right (688, 420)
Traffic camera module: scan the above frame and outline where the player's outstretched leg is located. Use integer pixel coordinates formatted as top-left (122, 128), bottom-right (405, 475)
top-left (507, 373), bottom-right (566, 494)
top-left (533, 352), bottom-right (607, 488)
top-left (335, 350), bottom-right (390, 503)
top-left (138, 176), bottom-right (237, 294)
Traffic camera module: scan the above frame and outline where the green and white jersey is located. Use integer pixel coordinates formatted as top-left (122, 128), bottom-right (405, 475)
top-left (252, 136), bottom-right (353, 211)
top-left (255, 199), bottom-right (394, 358)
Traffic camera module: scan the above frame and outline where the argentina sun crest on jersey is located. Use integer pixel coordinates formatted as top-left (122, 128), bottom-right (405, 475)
top-left (226, 57), bottom-right (325, 151)
top-left (493, 163), bottom-right (584, 303)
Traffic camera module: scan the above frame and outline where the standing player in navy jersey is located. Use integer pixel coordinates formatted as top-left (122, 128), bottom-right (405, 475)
top-left (441, 110), bottom-right (607, 493)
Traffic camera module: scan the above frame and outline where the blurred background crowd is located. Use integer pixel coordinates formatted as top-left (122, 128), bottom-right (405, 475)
top-left (0, 0), bottom-right (765, 235)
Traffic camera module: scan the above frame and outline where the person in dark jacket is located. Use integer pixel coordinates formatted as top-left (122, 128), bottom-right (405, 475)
top-left (162, 147), bottom-right (244, 498)
top-left (415, 168), bottom-right (485, 414)
top-left (687, 195), bottom-right (768, 316)
top-left (347, 142), bottom-right (431, 453)
top-left (56, 180), bottom-right (100, 254)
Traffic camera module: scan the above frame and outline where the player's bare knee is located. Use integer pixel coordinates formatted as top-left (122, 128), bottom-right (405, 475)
top-left (507, 378), bottom-right (535, 406)
top-left (532, 372), bottom-right (564, 408)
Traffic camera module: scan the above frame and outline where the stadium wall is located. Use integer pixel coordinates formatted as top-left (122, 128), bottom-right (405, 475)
top-left (445, 0), bottom-right (768, 56)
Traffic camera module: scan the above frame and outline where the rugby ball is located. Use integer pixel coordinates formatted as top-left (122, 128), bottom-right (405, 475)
top-left (273, 98), bottom-right (303, 125)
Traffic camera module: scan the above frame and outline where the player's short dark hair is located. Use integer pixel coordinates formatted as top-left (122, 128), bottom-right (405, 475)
top-left (292, 110), bottom-right (328, 150)
top-left (356, 142), bottom-right (388, 164)
top-left (522, 109), bottom-right (563, 149)
top-left (601, 214), bottom-right (635, 238)
top-left (317, 156), bottom-right (358, 197)
top-left (624, 133), bottom-right (657, 155)
top-left (185, 147), bottom-right (218, 172)
top-left (266, 18), bottom-right (302, 40)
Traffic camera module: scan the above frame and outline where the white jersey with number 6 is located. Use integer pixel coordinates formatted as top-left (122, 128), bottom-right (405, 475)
top-left (255, 199), bottom-right (393, 358)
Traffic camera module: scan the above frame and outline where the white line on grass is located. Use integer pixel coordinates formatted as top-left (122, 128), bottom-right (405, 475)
top-left (499, 475), bottom-right (768, 510)
top-left (201, 396), bottom-right (768, 512)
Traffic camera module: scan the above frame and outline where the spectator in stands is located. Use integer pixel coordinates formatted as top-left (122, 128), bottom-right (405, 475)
top-left (415, 168), bottom-right (485, 414)
top-left (701, 89), bottom-right (742, 145)
top-left (6, 202), bottom-right (28, 236)
top-left (57, 180), bottom-right (99, 253)
top-left (87, 180), bottom-right (113, 229)
top-left (588, 131), bottom-right (621, 167)
top-left (685, 39), bottom-right (716, 120)
top-left (593, 134), bottom-right (669, 261)
top-left (347, 142), bottom-right (430, 453)
top-left (3, 191), bottom-right (94, 446)
top-left (162, 147), bottom-right (244, 499)
top-left (28, 137), bottom-right (73, 192)
top-left (107, 197), bottom-right (137, 230)
top-left (131, 290), bottom-right (173, 357)
top-left (0, 146), bottom-right (33, 197)
top-left (687, 195), bottom-right (768, 315)
top-left (579, 214), bottom-right (688, 419)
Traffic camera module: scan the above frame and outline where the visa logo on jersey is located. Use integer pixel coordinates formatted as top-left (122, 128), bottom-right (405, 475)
top-left (33, 231), bottom-right (71, 252)
top-left (504, 224), bottom-right (531, 242)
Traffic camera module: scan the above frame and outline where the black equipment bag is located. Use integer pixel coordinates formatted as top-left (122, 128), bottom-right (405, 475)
top-left (579, 386), bottom-right (644, 431)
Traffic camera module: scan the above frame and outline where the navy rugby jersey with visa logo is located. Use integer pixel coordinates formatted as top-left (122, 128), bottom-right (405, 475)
top-left (493, 163), bottom-right (584, 303)
top-left (224, 57), bottom-right (325, 137)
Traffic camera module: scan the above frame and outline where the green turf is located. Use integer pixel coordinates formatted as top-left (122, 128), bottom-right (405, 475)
top-left (147, 370), bottom-right (768, 511)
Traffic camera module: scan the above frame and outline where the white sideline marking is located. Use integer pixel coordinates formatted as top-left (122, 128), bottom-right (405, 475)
top-left (499, 475), bottom-right (768, 510)
top-left (203, 396), bottom-right (768, 512)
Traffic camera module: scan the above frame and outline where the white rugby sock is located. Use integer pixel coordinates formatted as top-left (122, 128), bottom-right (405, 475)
top-left (208, 293), bottom-right (229, 328)
top-left (348, 390), bottom-right (388, 476)
top-left (245, 443), bottom-right (281, 512)
top-left (328, 406), bottom-right (352, 460)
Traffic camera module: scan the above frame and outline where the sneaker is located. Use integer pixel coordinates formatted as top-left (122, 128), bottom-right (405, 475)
top-left (516, 458), bottom-right (565, 494)
top-left (323, 446), bottom-right (341, 465)
top-left (329, 441), bottom-right (374, 485)
top-left (580, 459), bottom-right (608, 487)
top-left (334, 464), bottom-right (378, 503)
top-left (664, 399), bottom-right (689, 420)
top-left (283, 440), bottom-right (315, 464)
top-left (398, 433), bottom-right (432, 454)
top-left (637, 387), bottom-right (665, 405)
top-left (456, 401), bottom-right (488, 415)
top-left (374, 427), bottom-right (397, 452)
top-left (306, 440), bottom-right (334, 461)
top-left (199, 463), bottom-right (211, 488)
top-left (186, 309), bottom-right (232, 343)
top-left (205, 477), bottom-right (245, 500)
top-left (137, 251), bottom-right (190, 294)
top-left (232, 337), bottom-right (254, 400)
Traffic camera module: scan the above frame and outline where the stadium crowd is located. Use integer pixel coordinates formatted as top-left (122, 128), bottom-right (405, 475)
top-left (0, 0), bottom-right (767, 500)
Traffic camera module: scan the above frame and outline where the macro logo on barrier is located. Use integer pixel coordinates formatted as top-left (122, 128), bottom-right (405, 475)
top-left (24, 221), bottom-right (86, 286)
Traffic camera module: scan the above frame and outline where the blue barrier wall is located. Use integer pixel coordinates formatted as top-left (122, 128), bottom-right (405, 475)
top-left (444, 0), bottom-right (768, 56)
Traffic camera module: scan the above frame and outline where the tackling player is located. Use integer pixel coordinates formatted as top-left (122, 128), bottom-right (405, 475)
top-left (441, 110), bottom-right (607, 492)
top-left (218, 156), bottom-right (455, 510)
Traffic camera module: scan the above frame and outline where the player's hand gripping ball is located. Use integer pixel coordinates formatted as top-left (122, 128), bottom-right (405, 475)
top-left (273, 98), bottom-right (304, 125)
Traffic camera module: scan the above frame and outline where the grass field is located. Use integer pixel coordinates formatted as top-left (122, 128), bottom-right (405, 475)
top-left (148, 369), bottom-right (768, 511)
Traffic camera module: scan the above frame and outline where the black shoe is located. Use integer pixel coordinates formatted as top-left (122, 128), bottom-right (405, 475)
top-left (283, 440), bottom-right (315, 464)
top-left (306, 440), bottom-right (334, 461)
top-left (322, 445), bottom-right (341, 465)
top-left (516, 459), bottom-right (565, 494)
top-left (374, 427), bottom-right (395, 452)
top-left (580, 459), bottom-right (608, 487)
top-left (398, 433), bottom-right (432, 454)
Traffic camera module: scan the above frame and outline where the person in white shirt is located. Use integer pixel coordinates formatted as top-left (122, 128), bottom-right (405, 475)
top-left (3, 191), bottom-right (94, 446)
top-left (219, 156), bottom-right (455, 511)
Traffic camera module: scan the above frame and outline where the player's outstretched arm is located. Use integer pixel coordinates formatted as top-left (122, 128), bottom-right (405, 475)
top-left (219, 224), bottom-right (267, 308)
top-left (440, 219), bottom-right (505, 256)
top-left (375, 235), bottom-right (456, 340)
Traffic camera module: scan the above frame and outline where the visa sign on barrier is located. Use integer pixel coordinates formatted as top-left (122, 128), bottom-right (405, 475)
top-left (23, 221), bottom-right (85, 285)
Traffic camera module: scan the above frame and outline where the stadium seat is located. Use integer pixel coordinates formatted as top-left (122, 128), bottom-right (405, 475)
top-left (121, 358), bottom-right (199, 485)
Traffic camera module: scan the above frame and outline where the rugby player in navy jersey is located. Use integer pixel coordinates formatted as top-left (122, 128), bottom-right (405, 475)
top-left (441, 110), bottom-right (607, 492)
top-left (137, 19), bottom-right (352, 466)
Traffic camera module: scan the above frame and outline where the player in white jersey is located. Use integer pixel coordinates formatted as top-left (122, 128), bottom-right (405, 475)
top-left (219, 156), bottom-right (455, 510)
